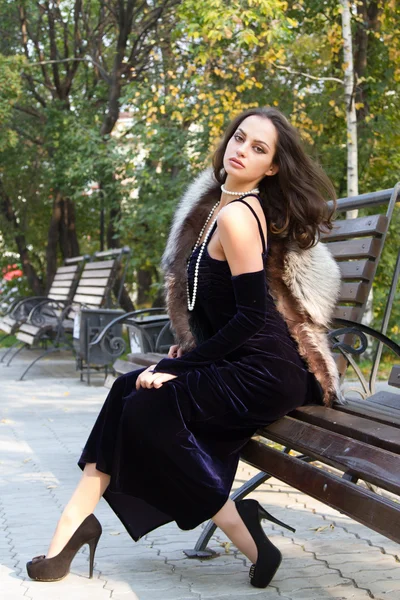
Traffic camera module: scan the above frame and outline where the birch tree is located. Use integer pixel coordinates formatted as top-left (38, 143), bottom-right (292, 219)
top-left (340, 0), bottom-right (359, 217)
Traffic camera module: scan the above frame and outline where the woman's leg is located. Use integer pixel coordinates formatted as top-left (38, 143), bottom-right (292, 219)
top-left (212, 498), bottom-right (257, 563)
top-left (46, 463), bottom-right (110, 558)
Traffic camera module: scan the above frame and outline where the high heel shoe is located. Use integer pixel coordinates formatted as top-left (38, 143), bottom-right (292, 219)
top-left (235, 499), bottom-right (295, 588)
top-left (26, 514), bottom-right (102, 582)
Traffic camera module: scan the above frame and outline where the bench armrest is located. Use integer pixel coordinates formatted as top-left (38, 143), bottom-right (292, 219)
top-left (329, 318), bottom-right (400, 397)
top-left (88, 308), bottom-right (169, 349)
top-left (27, 298), bottom-right (68, 326)
top-left (330, 318), bottom-right (400, 356)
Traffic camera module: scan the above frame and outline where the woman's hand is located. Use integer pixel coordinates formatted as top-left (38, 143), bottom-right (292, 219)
top-left (135, 364), bottom-right (178, 390)
top-left (168, 344), bottom-right (184, 358)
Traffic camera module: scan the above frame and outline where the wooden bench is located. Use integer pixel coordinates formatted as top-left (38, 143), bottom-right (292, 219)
top-left (5, 247), bottom-right (130, 380)
top-left (0, 254), bottom-right (87, 352)
top-left (112, 186), bottom-right (400, 549)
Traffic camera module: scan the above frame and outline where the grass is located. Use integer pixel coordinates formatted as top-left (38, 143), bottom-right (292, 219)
top-left (0, 333), bottom-right (17, 348)
top-left (346, 358), bottom-right (395, 381)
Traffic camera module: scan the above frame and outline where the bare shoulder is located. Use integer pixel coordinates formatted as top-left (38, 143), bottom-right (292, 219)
top-left (220, 195), bottom-right (265, 219)
top-left (218, 195), bottom-right (267, 238)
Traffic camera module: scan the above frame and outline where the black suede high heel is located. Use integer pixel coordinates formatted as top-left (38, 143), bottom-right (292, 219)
top-left (26, 514), bottom-right (102, 582)
top-left (235, 499), bottom-right (295, 588)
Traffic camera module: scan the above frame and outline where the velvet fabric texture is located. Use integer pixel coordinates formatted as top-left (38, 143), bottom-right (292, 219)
top-left (161, 170), bottom-right (343, 406)
top-left (78, 197), bottom-right (323, 542)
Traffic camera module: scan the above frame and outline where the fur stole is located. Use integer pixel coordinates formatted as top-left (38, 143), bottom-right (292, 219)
top-left (160, 168), bottom-right (344, 407)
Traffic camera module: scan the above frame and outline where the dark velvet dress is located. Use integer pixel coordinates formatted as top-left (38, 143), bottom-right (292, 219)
top-left (78, 195), bottom-right (322, 541)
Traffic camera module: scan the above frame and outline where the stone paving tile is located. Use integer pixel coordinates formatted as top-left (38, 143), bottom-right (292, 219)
top-left (288, 584), bottom-right (374, 600)
top-left (196, 593), bottom-right (285, 600)
top-left (0, 353), bottom-right (398, 600)
top-left (110, 594), bottom-right (195, 600)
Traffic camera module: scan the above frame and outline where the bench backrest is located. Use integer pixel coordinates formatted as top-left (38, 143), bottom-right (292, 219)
top-left (69, 247), bottom-right (130, 317)
top-left (47, 255), bottom-right (88, 304)
top-left (321, 186), bottom-right (400, 376)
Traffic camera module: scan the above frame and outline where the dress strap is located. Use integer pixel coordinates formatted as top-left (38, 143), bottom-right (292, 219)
top-left (229, 197), bottom-right (267, 253)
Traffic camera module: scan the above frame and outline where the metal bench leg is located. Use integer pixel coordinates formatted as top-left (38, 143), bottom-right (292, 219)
top-left (183, 470), bottom-right (272, 559)
top-left (1, 339), bottom-right (21, 363)
top-left (5, 342), bottom-right (26, 366)
top-left (19, 347), bottom-right (60, 381)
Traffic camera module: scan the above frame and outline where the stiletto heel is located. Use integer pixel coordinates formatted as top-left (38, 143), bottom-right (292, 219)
top-left (88, 535), bottom-right (100, 578)
top-left (26, 514), bottom-right (102, 582)
top-left (236, 499), bottom-right (294, 588)
top-left (258, 505), bottom-right (296, 533)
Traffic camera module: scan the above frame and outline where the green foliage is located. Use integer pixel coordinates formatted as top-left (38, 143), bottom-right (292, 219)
top-left (0, 54), bottom-right (25, 150)
top-left (0, 0), bottom-right (399, 318)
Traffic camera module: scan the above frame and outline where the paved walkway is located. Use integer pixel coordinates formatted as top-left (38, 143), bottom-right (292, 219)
top-left (0, 350), bottom-right (399, 600)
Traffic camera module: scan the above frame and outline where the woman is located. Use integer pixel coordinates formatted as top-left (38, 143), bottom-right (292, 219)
top-left (26, 107), bottom-right (341, 589)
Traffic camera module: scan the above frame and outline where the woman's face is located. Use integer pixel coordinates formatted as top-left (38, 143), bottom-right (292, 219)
top-left (223, 115), bottom-right (279, 185)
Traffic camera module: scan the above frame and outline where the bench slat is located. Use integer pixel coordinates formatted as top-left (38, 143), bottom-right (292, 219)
top-left (16, 332), bottom-right (36, 345)
top-left (241, 440), bottom-right (400, 544)
top-left (74, 286), bottom-right (106, 296)
top-left (18, 323), bottom-right (42, 336)
top-left (322, 214), bottom-right (387, 241)
top-left (338, 260), bottom-right (375, 281)
top-left (53, 273), bottom-right (76, 282)
top-left (1, 316), bottom-right (16, 327)
top-left (80, 269), bottom-right (112, 279)
top-left (127, 352), bottom-right (167, 366)
top-left (47, 286), bottom-right (70, 295)
top-left (73, 294), bottom-right (104, 305)
top-left (48, 293), bottom-right (69, 301)
top-left (389, 366), bottom-right (400, 388)
top-left (50, 281), bottom-right (74, 289)
top-left (339, 282), bottom-right (370, 303)
top-left (333, 306), bottom-right (361, 320)
top-left (75, 278), bottom-right (109, 287)
top-left (0, 321), bottom-right (14, 334)
top-left (337, 395), bottom-right (400, 427)
top-left (57, 265), bottom-right (79, 274)
top-left (113, 359), bottom-right (144, 375)
top-left (261, 417), bottom-right (400, 495)
top-left (327, 238), bottom-right (381, 259)
top-left (85, 260), bottom-right (115, 270)
top-left (291, 406), bottom-right (400, 453)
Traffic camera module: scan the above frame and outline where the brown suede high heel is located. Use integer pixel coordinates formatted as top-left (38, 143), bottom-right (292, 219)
top-left (26, 514), bottom-right (102, 582)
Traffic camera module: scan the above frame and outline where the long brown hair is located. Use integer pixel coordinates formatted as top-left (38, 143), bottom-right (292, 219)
top-left (212, 107), bottom-right (336, 249)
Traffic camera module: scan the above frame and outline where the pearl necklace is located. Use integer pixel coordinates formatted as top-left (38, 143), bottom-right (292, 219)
top-left (221, 183), bottom-right (260, 196)
top-left (186, 187), bottom-right (260, 311)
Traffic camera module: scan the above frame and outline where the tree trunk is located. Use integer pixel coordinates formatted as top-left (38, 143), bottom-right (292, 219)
top-left (59, 197), bottom-right (80, 260)
top-left (113, 275), bottom-right (135, 312)
top-left (106, 194), bottom-right (134, 311)
top-left (341, 0), bottom-right (359, 216)
top-left (46, 191), bottom-right (63, 292)
top-left (354, 1), bottom-right (380, 121)
top-left (137, 269), bottom-right (153, 305)
top-left (0, 179), bottom-right (43, 295)
top-left (152, 286), bottom-right (166, 308)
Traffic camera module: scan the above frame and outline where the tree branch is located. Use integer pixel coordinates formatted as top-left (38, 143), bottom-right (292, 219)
top-left (13, 104), bottom-right (46, 122)
top-left (21, 73), bottom-right (48, 108)
top-left (271, 63), bottom-right (344, 84)
top-left (24, 55), bottom-right (112, 83)
top-left (14, 126), bottom-right (44, 145)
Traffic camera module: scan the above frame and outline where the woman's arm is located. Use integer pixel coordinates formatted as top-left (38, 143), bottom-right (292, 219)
top-left (152, 201), bottom-right (268, 375)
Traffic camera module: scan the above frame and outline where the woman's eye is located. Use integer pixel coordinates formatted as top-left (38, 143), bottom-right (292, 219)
top-left (234, 133), bottom-right (244, 142)
top-left (254, 146), bottom-right (265, 154)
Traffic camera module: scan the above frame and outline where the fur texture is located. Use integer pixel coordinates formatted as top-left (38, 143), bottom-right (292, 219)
top-left (160, 169), bottom-right (344, 406)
